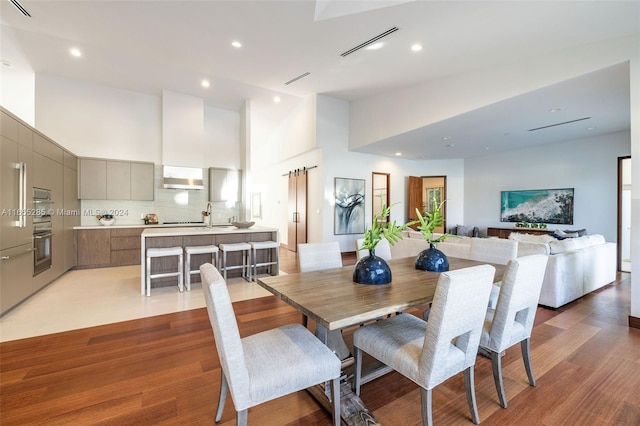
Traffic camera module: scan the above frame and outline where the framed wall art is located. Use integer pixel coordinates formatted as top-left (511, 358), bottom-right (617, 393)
top-left (334, 177), bottom-right (365, 234)
top-left (500, 188), bottom-right (574, 224)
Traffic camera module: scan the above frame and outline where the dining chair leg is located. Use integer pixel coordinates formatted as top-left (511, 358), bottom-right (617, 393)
top-left (491, 350), bottom-right (508, 408)
top-left (353, 346), bottom-right (362, 396)
top-left (215, 373), bottom-right (229, 422)
top-left (330, 377), bottom-right (341, 426)
top-left (236, 409), bottom-right (247, 426)
top-left (464, 366), bottom-right (481, 424)
top-left (521, 338), bottom-right (536, 386)
top-left (420, 387), bottom-right (433, 426)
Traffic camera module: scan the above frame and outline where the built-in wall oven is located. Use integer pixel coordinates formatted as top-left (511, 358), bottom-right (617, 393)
top-left (32, 188), bottom-right (53, 276)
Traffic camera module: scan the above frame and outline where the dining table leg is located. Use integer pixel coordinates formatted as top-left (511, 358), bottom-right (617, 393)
top-left (313, 324), bottom-right (380, 426)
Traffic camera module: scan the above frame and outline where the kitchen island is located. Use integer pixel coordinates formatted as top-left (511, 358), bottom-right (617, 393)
top-left (140, 225), bottom-right (279, 294)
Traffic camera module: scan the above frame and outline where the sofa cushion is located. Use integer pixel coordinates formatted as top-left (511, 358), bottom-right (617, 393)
top-left (456, 225), bottom-right (476, 237)
top-left (564, 228), bottom-right (588, 237)
top-left (508, 233), bottom-right (555, 244)
top-left (549, 238), bottom-right (581, 254)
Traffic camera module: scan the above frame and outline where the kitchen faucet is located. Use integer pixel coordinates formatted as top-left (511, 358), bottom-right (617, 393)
top-left (205, 202), bottom-right (213, 228)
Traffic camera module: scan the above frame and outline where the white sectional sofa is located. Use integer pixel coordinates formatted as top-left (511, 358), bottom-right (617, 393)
top-left (388, 230), bottom-right (617, 309)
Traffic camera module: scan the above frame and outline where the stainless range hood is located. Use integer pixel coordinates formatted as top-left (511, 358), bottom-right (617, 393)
top-left (162, 165), bottom-right (204, 190)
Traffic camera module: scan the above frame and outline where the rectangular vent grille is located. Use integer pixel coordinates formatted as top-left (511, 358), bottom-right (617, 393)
top-left (528, 117), bottom-right (591, 132)
top-left (10, 0), bottom-right (31, 17)
top-left (340, 27), bottom-right (399, 57)
top-left (285, 72), bottom-right (311, 85)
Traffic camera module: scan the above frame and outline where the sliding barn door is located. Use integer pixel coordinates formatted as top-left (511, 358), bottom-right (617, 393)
top-left (287, 170), bottom-right (307, 252)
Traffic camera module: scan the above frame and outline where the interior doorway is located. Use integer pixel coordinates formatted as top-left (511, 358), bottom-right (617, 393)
top-left (407, 176), bottom-right (447, 233)
top-left (618, 157), bottom-right (631, 272)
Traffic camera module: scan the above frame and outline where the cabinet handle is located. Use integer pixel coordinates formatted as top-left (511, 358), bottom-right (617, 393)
top-left (1, 247), bottom-right (35, 260)
top-left (17, 162), bottom-right (27, 228)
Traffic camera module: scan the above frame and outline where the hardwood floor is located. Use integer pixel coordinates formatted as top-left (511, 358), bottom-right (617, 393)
top-left (1, 248), bottom-right (638, 425)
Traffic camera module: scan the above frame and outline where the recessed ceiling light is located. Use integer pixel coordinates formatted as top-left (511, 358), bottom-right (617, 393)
top-left (442, 136), bottom-right (452, 140)
top-left (201, 80), bottom-right (210, 88)
top-left (395, 152), bottom-right (402, 156)
top-left (365, 42), bottom-right (384, 50)
top-left (231, 41), bottom-right (242, 48)
top-left (411, 44), bottom-right (422, 52)
top-left (485, 147), bottom-right (490, 150)
top-left (446, 144), bottom-right (455, 148)
top-left (549, 108), bottom-right (562, 113)
top-left (1, 59), bottom-right (13, 68)
top-left (273, 96), bottom-right (281, 103)
top-left (586, 126), bottom-right (596, 131)
top-left (69, 48), bottom-right (82, 57)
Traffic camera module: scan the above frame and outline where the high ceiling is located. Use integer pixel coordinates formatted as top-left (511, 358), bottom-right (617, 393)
top-left (1, 0), bottom-right (637, 158)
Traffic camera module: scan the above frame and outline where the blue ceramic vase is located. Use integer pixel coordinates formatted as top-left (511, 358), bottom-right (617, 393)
top-left (353, 249), bottom-right (392, 285)
top-left (415, 243), bottom-right (449, 272)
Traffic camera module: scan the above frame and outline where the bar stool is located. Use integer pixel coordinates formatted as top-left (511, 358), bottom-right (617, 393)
top-left (145, 246), bottom-right (183, 297)
top-left (250, 241), bottom-right (279, 281)
top-left (219, 242), bottom-right (252, 281)
top-left (184, 244), bottom-right (219, 291)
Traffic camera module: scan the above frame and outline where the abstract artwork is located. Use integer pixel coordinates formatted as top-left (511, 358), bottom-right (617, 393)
top-left (334, 177), bottom-right (365, 234)
top-left (501, 188), bottom-right (574, 224)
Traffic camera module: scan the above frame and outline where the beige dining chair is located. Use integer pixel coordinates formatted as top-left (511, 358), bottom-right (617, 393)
top-left (355, 237), bottom-right (392, 261)
top-left (353, 264), bottom-right (496, 426)
top-left (470, 238), bottom-right (518, 309)
top-left (297, 242), bottom-right (342, 272)
top-left (479, 254), bottom-right (548, 408)
top-left (199, 263), bottom-right (341, 426)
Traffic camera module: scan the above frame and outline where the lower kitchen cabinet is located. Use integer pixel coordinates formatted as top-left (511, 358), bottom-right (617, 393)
top-left (0, 243), bottom-right (35, 315)
top-left (77, 229), bottom-right (111, 267)
top-left (76, 228), bottom-right (144, 268)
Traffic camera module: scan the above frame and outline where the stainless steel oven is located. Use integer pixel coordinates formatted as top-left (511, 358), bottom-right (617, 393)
top-left (32, 188), bottom-right (53, 224)
top-left (33, 223), bottom-right (52, 276)
top-left (32, 188), bottom-right (53, 276)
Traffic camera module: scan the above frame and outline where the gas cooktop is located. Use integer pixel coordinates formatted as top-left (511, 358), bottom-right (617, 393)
top-left (162, 221), bottom-right (205, 225)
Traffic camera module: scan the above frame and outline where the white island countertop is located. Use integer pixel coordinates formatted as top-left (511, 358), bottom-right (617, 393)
top-left (141, 225), bottom-right (278, 237)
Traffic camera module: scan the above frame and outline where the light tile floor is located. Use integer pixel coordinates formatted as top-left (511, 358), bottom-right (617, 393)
top-left (0, 265), bottom-right (274, 342)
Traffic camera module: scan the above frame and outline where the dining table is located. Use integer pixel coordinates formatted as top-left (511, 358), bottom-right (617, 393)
top-left (256, 255), bottom-right (506, 426)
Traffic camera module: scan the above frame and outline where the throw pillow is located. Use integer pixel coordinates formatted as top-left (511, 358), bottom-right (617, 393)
top-left (456, 225), bottom-right (474, 237)
top-left (563, 228), bottom-right (587, 237)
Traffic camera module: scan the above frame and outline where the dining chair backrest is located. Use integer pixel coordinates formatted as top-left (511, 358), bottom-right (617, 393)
top-left (298, 242), bottom-right (342, 272)
top-left (355, 238), bottom-right (392, 261)
top-left (419, 264), bottom-right (495, 389)
top-left (200, 263), bottom-right (251, 408)
top-left (483, 254), bottom-right (548, 352)
top-left (470, 237), bottom-right (517, 265)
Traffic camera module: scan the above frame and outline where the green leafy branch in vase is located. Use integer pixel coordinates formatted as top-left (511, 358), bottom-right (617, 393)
top-left (415, 197), bottom-right (450, 244)
top-left (360, 201), bottom-right (417, 252)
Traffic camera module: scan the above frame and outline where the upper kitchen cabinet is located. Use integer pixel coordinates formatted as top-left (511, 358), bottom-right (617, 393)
top-left (209, 168), bottom-right (242, 202)
top-left (130, 162), bottom-right (154, 200)
top-left (78, 158), bottom-right (154, 200)
top-left (79, 158), bottom-right (107, 199)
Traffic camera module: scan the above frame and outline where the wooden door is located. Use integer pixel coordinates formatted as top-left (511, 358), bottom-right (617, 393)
top-left (407, 176), bottom-right (423, 230)
top-left (287, 170), bottom-right (308, 252)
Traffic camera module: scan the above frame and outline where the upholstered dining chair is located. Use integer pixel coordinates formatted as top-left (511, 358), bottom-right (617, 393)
top-left (479, 254), bottom-right (548, 409)
top-left (470, 238), bottom-right (518, 309)
top-left (353, 264), bottom-right (496, 426)
top-left (355, 237), bottom-right (392, 261)
top-left (199, 263), bottom-right (341, 426)
top-left (297, 242), bottom-right (342, 272)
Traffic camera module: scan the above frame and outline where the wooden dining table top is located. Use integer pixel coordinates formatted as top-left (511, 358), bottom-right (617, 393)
top-left (257, 256), bottom-right (506, 331)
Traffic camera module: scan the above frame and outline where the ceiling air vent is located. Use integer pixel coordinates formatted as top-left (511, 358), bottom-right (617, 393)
top-left (340, 27), bottom-right (399, 57)
top-left (528, 117), bottom-right (591, 132)
top-left (10, 0), bottom-right (31, 17)
top-left (285, 72), bottom-right (311, 85)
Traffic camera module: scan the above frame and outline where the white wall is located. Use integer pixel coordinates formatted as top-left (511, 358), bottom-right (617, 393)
top-left (35, 74), bottom-right (162, 163)
top-left (0, 29), bottom-right (35, 125)
top-left (464, 131), bottom-right (630, 242)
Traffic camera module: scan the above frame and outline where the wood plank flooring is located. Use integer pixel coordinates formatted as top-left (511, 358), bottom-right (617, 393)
top-left (1, 249), bottom-right (638, 425)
